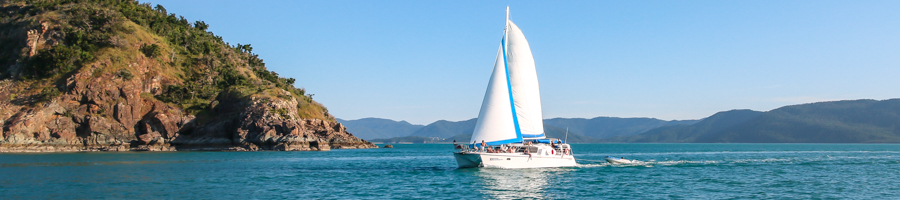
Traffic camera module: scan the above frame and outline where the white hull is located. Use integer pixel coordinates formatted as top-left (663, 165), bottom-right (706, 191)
top-left (454, 152), bottom-right (576, 169)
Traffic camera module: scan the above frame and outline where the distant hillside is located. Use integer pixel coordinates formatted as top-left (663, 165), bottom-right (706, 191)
top-left (543, 117), bottom-right (698, 139)
top-left (336, 118), bottom-right (423, 140)
top-left (408, 118), bottom-right (478, 139)
top-left (368, 136), bottom-right (445, 144)
top-left (608, 99), bottom-right (900, 143)
top-left (372, 125), bottom-right (601, 144)
top-left (606, 109), bottom-right (764, 142)
top-left (344, 116), bottom-right (696, 142)
top-left (543, 125), bottom-right (603, 143)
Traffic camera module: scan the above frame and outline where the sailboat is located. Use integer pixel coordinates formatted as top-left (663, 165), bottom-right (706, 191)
top-left (453, 7), bottom-right (576, 169)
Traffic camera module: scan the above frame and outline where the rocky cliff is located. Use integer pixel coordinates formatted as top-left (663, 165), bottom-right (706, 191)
top-left (0, 1), bottom-right (375, 152)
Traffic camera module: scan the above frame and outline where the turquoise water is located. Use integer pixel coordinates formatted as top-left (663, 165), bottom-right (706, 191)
top-left (2, 144), bottom-right (899, 199)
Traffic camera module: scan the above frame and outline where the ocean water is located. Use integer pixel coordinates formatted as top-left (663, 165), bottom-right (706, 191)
top-left (1, 144), bottom-right (899, 199)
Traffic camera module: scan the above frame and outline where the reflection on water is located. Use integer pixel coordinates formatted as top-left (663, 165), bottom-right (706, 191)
top-left (475, 168), bottom-right (574, 199)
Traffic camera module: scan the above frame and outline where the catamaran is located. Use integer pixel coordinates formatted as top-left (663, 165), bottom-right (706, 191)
top-left (453, 7), bottom-right (576, 169)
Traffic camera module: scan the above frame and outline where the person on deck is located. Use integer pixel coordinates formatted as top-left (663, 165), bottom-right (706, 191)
top-left (524, 147), bottom-right (532, 160)
top-left (481, 140), bottom-right (487, 152)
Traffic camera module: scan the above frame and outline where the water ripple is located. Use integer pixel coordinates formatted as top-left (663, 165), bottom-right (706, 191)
top-left (1, 144), bottom-right (899, 199)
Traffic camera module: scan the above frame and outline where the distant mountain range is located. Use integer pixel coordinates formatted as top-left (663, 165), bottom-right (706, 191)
top-left (336, 118), bottom-right (423, 140)
top-left (543, 117), bottom-right (698, 139)
top-left (346, 99), bottom-right (900, 143)
top-left (342, 116), bottom-right (698, 143)
top-left (409, 119), bottom-right (478, 139)
top-left (605, 99), bottom-right (900, 143)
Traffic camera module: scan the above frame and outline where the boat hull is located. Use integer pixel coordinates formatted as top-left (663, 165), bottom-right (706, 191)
top-left (454, 152), bottom-right (576, 169)
top-left (605, 157), bottom-right (635, 164)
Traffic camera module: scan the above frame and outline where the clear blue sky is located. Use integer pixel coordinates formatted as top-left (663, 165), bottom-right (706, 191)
top-left (149, 0), bottom-right (900, 125)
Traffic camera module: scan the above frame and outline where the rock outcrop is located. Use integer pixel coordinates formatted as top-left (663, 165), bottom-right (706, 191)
top-left (0, 58), bottom-right (375, 152)
top-left (171, 89), bottom-right (376, 151)
top-left (0, 2), bottom-right (375, 152)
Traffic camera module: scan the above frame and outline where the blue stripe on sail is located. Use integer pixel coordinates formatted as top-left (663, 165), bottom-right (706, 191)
top-left (502, 33), bottom-right (524, 143)
top-left (521, 133), bottom-right (545, 138)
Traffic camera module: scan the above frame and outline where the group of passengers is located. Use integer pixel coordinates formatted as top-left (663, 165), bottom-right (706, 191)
top-left (452, 140), bottom-right (517, 153)
top-left (453, 139), bottom-right (571, 155)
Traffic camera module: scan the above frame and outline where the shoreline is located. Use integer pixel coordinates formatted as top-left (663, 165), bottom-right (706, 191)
top-left (0, 143), bottom-right (378, 153)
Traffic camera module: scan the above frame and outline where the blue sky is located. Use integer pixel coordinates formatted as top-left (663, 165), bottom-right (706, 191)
top-left (149, 0), bottom-right (900, 125)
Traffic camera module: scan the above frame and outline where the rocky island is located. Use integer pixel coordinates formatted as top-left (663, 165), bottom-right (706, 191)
top-left (0, 0), bottom-right (376, 152)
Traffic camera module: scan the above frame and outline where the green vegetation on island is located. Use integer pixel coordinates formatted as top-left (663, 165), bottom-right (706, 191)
top-left (1, 0), bottom-right (328, 120)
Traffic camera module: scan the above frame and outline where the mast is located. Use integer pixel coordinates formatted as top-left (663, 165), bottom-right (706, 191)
top-left (505, 6), bottom-right (509, 42)
top-left (504, 6), bottom-right (509, 52)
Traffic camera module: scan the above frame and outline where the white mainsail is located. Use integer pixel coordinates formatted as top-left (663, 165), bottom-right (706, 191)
top-left (506, 20), bottom-right (545, 139)
top-left (470, 8), bottom-right (546, 146)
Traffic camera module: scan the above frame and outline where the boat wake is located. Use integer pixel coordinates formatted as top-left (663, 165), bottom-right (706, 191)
top-left (575, 160), bottom-right (654, 168)
top-left (576, 153), bottom-right (900, 168)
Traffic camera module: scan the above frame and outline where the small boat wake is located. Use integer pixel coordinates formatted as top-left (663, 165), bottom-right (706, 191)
top-left (577, 155), bottom-right (891, 168)
top-left (576, 156), bottom-right (718, 168)
top-left (576, 159), bottom-right (712, 168)
top-left (575, 157), bottom-right (654, 168)
top-left (575, 151), bottom-right (900, 169)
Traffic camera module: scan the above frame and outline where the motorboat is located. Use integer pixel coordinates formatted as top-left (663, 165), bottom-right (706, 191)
top-left (605, 156), bottom-right (636, 164)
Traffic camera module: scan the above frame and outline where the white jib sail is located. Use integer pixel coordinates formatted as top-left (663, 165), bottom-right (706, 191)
top-left (471, 46), bottom-right (520, 145)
